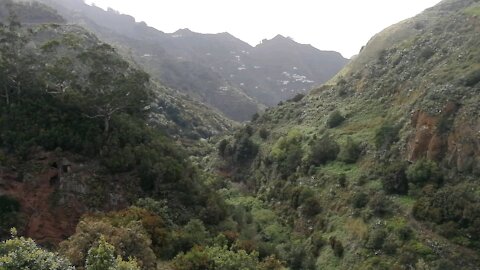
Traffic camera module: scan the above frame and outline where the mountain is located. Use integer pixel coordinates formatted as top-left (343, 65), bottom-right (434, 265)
top-left (216, 0), bottom-right (480, 268)
top-left (0, 0), bottom-right (231, 247)
top-left (36, 0), bottom-right (348, 121)
top-left (3, 0), bottom-right (480, 269)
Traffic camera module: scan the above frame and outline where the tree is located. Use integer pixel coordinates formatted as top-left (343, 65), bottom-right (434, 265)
top-left (0, 228), bottom-right (74, 270)
top-left (85, 236), bottom-right (140, 270)
top-left (75, 44), bottom-right (151, 133)
top-left (0, 3), bottom-right (29, 107)
top-left (85, 236), bottom-right (116, 270)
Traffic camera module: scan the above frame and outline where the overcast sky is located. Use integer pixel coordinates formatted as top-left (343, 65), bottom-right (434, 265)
top-left (85, 0), bottom-right (441, 58)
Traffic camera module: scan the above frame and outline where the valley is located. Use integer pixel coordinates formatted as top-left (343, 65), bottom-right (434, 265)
top-left (0, 0), bottom-right (479, 269)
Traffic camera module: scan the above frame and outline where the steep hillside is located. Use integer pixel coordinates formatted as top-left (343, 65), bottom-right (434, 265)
top-left (216, 0), bottom-right (480, 269)
top-left (0, 0), bottom-right (227, 248)
top-left (36, 0), bottom-right (348, 121)
top-left (0, 2), bottom-right (287, 270)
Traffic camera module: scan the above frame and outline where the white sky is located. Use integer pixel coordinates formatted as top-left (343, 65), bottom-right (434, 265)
top-left (85, 0), bottom-right (441, 58)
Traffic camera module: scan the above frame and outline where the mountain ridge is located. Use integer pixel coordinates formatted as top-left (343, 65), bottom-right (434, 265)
top-left (37, 0), bottom-right (348, 121)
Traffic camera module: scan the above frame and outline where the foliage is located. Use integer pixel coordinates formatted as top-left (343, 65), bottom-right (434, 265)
top-left (0, 229), bottom-right (74, 270)
top-left (326, 110), bottom-right (345, 128)
top-left (60, 213), bottom-right (157, 269)
top-left (307, 134), bottom-right (340, 166)
top-left (374, 123), bottom-right (400, 149)
top-left (259, 128), bottom-right (269, 140)
top-left (368, 192), bottom-right (392, 217)
top-left (381, 162), bottom-right (409, 194)
top-left (413, 183), bottom-right (480, 247)
top-left (85, 236), bottom-right (116, 270)
top-left (329, 237), bottom-right (344, 257)
top-left (172, 245), bottom-right (261, 270)
top-left (218, 139), bottom-right (229, 157)
top-left (289, 93), bottom-right (305, 102)
top-left (339, 137), bottom-right (362, 163)
top-left (270, 130), bottom-right (304, 177)
top-left (461, 68), bottom-right (480, 86)
top-left (85, 236), bottom-right (140, 270)
top-left (233, 136), bottom-right (259, 163)
top-left (406, 159), bottom-right (442, 186)
top-left (351, 192), bottom-right (369, 208)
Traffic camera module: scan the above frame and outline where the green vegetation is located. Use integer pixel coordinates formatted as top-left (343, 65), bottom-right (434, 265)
top-left (2, 0), bottom-right (480, 269)
top-left (0, 229), bottom-right (74, 270)
top-left (326, 110), bottom-right (345, 128)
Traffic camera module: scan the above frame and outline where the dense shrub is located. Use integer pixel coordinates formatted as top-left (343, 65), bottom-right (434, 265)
top-left (270, 130), bottom-right (304, 177)
top-left (329, 237), bottom-right (344, 257)
top-left (259, 128), bottom-right (269, 140)
top-left (381, 162), bottom-right (409, 194)
top-left (0, 229), bottom-right (74, 270)
top-left (301, 197), bottom-right (322, 217)
top-left (326, 110), bottom-right (345, 128)
top-left (60, 211), bottom-right (159, 268)
top-left (233, 136), bottom-right (259, 163)
top-left (218, 139), bottom-right (228, 157)
top-left (172, 245), bottom-right (261, 270)
top-left (289, 93), bottom-right (305, 102)
top-left (339, 137), bottom-right (362, 163)
top-left (366, 228), bottom-right (387, 250)
top-left (308, 134), bottom-right (340, 166)
top-left (351, 192), bottom-right (369, 208)
top-left (374, 123), bottom-right (400, 149)
top-left (461, 68), bottom-right (480, 86)
top-left (412, 184), bottom-right (480, 245)
top-left (406, 159), bottom-right (442, 186)
top-left (369, 193), bottom-right (391, 217)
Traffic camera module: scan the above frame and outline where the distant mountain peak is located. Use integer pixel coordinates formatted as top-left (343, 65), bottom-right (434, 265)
top-left (259, 34), bottom-right (297, 46)
top-left (174, 28), bottom-right (195, 35)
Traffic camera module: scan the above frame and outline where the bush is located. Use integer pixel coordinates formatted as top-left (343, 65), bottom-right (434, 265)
top-left (0, 229), bottom-right (74, 270)
top-left (381, 163), bottom-right (409, 195)
top-left (369, 193), bottom-right (391, 217)
top-left (462, 68), bottom-right (480, 87)
top-left (270, 130), bottom-right (304, 177)
top-left (308, 134), bottom-right (339, 166)
top-left (374, 123), bottom-right (400, 149)
top-left (302, 197), bottom-right (322, 217)
top-left (339, 137), bottom-right (362, 163)
top-left (412, 183), bottom-right (480, 245)
top-left (329, 237), bottom-right (344, 257)
top-left (172, 245), bottom-right (260, 270)
top-left (337, 173), bottom-right (347, 188)
top-left (366, 228), bottom-right (387, 250)
top-left (406, 159), bottom-right (442, 186)
top-left (351, 192), bottom-right (369, 208)
top-left (233, 137), bottom-right (258, 163)
top-left (326, 110), bottom-right (345, 128)
top-left (218, 139), bottom-right (228, 157)
top-left (397, 226), bottom-right (413, 241)
top-left (85, 236), bottom-right (140, 270)
top-left (289, 93), bottom-right (305, 102)
top-left (259, 128), bottom-right (269, 140)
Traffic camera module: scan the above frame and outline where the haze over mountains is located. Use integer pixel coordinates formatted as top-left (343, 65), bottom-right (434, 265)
top-left (39, 0), bottom-right (348, 121)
